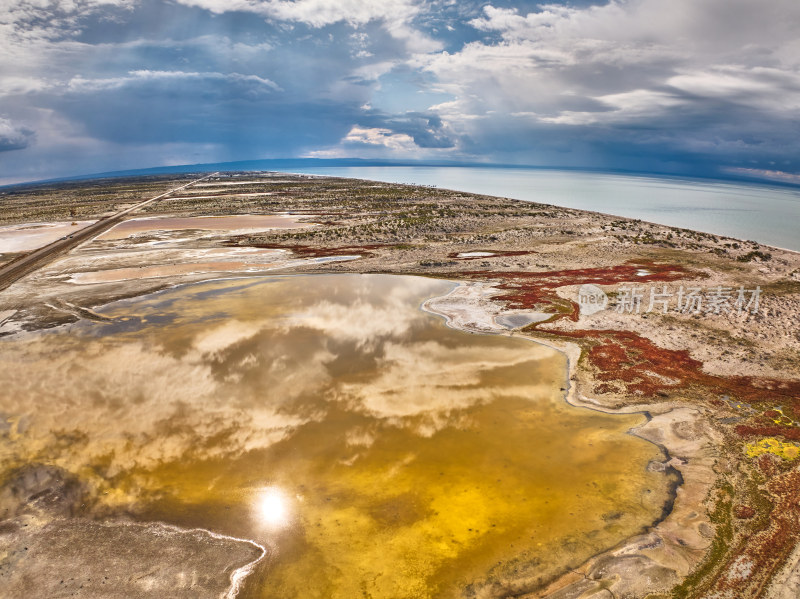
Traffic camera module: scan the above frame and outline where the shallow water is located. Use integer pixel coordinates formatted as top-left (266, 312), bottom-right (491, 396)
top-left (457, 251), bottom-right (495, 258)
top-left (0, 274), bottom-right (672, 597)
top-left (0, 220), bottom-right (95, 252)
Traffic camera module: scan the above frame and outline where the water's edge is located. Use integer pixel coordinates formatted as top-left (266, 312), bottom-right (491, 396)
top-left (421, 280), bottom-right (718, 597)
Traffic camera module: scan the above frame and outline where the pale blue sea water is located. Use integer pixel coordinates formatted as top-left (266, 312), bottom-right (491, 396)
top-left (287, 166), bottom-right (800, 251)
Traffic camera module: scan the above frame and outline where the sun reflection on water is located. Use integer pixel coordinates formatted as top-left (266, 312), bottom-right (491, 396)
top-left (0, 274), bottom-right (674, 598)
top-left (255, 486), bottom-right (291, 529)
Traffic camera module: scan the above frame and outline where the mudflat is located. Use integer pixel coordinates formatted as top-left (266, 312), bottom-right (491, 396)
top-left (0, 172), bottom-right (798, 598)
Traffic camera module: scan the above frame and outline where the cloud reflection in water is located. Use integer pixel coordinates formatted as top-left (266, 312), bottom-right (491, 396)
top-left (0, 274), bottom-right (672, 598)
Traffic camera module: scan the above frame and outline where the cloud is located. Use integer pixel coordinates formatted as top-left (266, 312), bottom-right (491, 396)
top-left (0, 0), bottom-right (137, 44)
top-left (172, 0), bottom-right (441, 52)
top-left (540, 89), bottom-right (686, 125)
top-left (0, 76), bottom-right (51, 96)
top-left (0, 117), bottom-right (34, 151)
top-left (0, 1), bottom-right (431, 180)
top-left (2, 0), bottom-right (800, 181)
top-left (43, 65), bottom-right (352, 150)
top-left (0, 335), bottom-right (312, 476)
top-left (343, 126), bottom-right (418, 150)
top-left (342, 340), bottom-right (555, 420)
top-left (0, 275), bottom-right (468, 485)
top-left (724, 167), bottom-right (800, 185)
top-left (409, 0), bottom-right (800, 172)
top-left (284, 275), bottom-right (445, 345)
top-left (372, 112), bottom-right (456, 148)
top-left (667, 66), bottom-right (800, 111)
top-left (174, 0), bottom-right (421, 28)
top-left (309, 125), bottom-right (422, 158)
top-left (308, 111), bottom-right (456, 157)
top-left (67, 69), bottom-right (282, 93)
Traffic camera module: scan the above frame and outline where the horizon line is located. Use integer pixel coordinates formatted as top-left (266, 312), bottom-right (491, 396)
top-left (3, 158), bottom-right (800, 192)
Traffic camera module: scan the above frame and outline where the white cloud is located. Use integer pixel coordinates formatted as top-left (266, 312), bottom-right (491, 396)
top-left (267, 0), bottom-right (419, 28)
top-left (0, 76), bottom-right (50, 95)
top-left (542, 89), bottom-right (685, 125)
top-left (410, 0), bottom-right (800, 164)
top-left (0, 336), bottom-right (311, 475)
top-left (341, 340), bottom-right (556, 420)
top-left (343, 126), bottom-right (417, 150)
top-left (309, 123), bottom-right (457, 159)
top-left (66, 70), bottom-right (281, 92)
top-left (0, 0), bottom-right (137, 42)
top-left (175, 0), bottom-right (419, 28)
top-left (173, 0), bottom-right (440, 53)
top-left (724, 167), bottom-right (800, 185)
top-left (2, 0), bottom-right (800, 178)
top-left (668, 66), bottom-right (800, 110)
top-left (469, 4), bottom-right (579, 37)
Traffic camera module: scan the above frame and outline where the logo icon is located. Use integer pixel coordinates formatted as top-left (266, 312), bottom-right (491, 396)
top-left (577, 284), bottom-right (608, 316)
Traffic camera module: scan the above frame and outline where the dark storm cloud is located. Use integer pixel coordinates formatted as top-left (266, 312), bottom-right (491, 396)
top-left (418, 0), bottom-right (800, 174)
top-left (55, 76), bottom-right (359, 154)
top-left (0, 119), bottom-right (34, 152)
top-left (0, 0), bottom-right (799, 183)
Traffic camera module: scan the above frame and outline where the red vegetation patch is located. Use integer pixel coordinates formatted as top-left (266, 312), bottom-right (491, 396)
top-left (561, 327), bottom-right (800, 404)
top-left (592, 383), bottom-right (619, 395)
top-left (757, 455), bottom-right (779, 478)
top-left (734, 505), bottom-right (756, 519)
top-left (460, 260), bottom-right (800, 414)
top-left (463, 260), bottom-right (692, 322)
top-left (248, 243), bottom-right (387, 258)
top-left (466, 260), bottom-right (691, 308)
top-left (735, 425), bottom-right (800, 442)
top-left (582, 330), bottom-right (699, 396)
top-left (709, 470), bottom-right (800, 595)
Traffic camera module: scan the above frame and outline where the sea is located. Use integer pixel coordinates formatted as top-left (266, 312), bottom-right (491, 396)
top-left (286, 166), bottom-right (800, 252)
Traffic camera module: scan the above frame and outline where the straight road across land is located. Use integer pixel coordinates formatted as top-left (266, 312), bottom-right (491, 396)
top-left (0, 173), bottom-right (218, 292)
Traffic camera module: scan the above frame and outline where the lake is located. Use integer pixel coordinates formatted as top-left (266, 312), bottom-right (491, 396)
top-left (0, 274), bottom-right (673, 597)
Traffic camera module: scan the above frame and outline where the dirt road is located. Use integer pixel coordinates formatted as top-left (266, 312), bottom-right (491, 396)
top-left (0, 173), bottom-right (217, 292)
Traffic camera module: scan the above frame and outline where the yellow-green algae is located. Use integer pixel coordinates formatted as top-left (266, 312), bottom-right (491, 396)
top-left (745, 437), bottom-right (800, 460)
top-left (0, 274), bottom-right (672, 597)
top-left (765, 407), bottom-right (798, 427)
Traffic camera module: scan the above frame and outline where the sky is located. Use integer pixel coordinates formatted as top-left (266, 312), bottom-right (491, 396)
top-left (1, 0), bottom-right (799, 185)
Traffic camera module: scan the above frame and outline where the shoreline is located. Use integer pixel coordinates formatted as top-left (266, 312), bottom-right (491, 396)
top-left (1, 272), bottom-right (697, 599)
top-left (422, 281), bottom-right (719, 598)
top-left (280, 167), bottom-right (800, 253)
top-left (1, 172), bottom-right (799, 597)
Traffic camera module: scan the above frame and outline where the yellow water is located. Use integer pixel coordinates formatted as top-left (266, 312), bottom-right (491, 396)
top-left (0, 274), bottom-right (672, 597)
